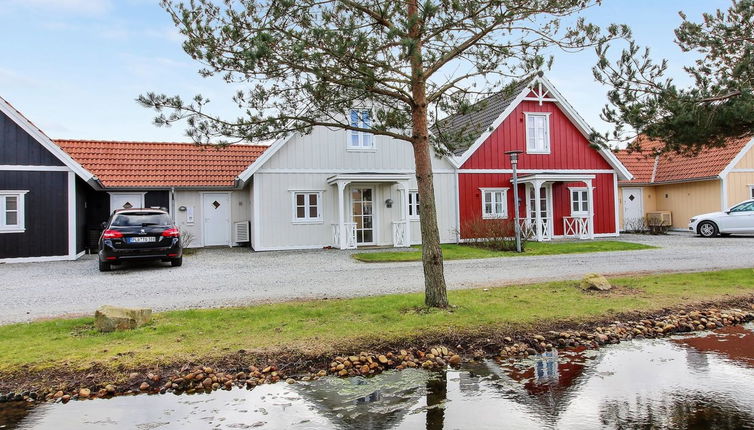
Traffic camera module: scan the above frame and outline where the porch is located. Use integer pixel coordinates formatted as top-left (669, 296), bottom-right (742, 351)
top-left (516, 173), bottom-right (595, 241)
top-left (326, 173), bottom-right (413, 250)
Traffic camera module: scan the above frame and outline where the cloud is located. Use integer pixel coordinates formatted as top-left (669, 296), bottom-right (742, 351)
top-left (7, 0), bottom-right (112, 16)
top-left (0, 67), bottom-right (39, 88)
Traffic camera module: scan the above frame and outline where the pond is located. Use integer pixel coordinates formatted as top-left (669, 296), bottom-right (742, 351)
top-left (2, 322), bottom-right (753, 429)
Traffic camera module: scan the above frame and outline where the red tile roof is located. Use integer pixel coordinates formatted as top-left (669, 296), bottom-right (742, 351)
top-left (55, 139), bottom-right (269, 188)
top-left (616, 135), bottom-right (752, 185)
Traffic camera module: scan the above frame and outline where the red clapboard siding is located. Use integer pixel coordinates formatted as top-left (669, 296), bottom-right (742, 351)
top-left (460, 100), bottom-right (612, 170)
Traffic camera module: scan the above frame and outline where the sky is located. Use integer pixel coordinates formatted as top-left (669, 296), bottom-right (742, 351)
top-left (0, 0), bottom-right (732, 143)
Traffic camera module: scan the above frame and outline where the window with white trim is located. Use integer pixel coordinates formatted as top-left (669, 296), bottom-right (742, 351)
top-left (292, 192), bottom-right (322, 223)
top-left (570, 188), bottom-right (589, 217)
top-left (525, 113), bottom-right (550, 154)
top-left (481, 188), bottom-right (508, 219)
top-left (348, 109), bottom-right (374, 150)
top-left (749, 185), bottom-right (754, 200)
top-left (408, 191), bottom-right (420, 219)
top-left (0, 191), bottom-right (27, 233)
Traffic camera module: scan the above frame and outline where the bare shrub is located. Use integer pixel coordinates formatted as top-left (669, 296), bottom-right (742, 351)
top-left (459, 217), bottom-right (530, 252)
top-left (179, 227), bottom-right (194, 248)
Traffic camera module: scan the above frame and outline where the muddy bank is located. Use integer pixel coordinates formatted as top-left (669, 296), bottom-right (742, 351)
top-left (1, 296), bottom-right (753, 405)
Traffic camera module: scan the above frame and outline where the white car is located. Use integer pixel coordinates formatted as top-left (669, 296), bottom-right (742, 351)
top-left (689, 199), bottom-right (754, 237)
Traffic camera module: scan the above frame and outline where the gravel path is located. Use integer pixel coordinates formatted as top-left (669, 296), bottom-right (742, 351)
top-left (2, 233), bottom-right (753, 324)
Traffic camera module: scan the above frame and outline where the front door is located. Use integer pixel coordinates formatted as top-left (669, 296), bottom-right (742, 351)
top-left (202, 193), bottom-right (231, 246)
top-left (109, 193), bottom-right (144, 213)
top-left (621, 188), bottom-right (643, 230)
top-left (351, 187), bottom-right (375, 245)
top-left (526, 185), bottom-right (553, 239)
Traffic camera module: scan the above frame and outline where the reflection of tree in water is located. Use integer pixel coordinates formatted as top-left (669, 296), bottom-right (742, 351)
top-left (598, 394), bottom-right (754, 429)
top-left (425, 372), bottom-right (447, 430)
top-left (0, 403), bottom-right (33, 428)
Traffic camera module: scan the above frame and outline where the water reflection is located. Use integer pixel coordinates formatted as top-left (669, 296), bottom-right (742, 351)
top-left (2, 323), bottom-right (753, 430)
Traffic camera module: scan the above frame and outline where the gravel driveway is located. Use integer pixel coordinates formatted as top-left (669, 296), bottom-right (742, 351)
top-left (2, 233), bottom-right (753, 324)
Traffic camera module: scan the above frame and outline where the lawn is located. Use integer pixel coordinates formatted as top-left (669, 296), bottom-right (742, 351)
top-left (0, 268), bottom-right (752, 375)
top-left (352, 241), bottom-right (656, 262)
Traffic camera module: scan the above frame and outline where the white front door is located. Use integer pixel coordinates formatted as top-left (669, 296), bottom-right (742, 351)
top-left (351, 187), bottom-right (375, 245)
top-left (621, 188), bottom-right (643, 230)
top-left (109, 193), bottom-right (144, 213)
top-left (202, 193), bottom-right (231, 246)
top-left (526, 184), bottom-right (553, 239)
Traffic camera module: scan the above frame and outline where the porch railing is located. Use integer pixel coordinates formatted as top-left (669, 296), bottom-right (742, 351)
top-left (521, 218), bottom-right (552, 241)
top-left (332, 222), bottom-right (357, 249)
top-left (391, 221), bottom-right (410, 247)
top-left (563, 216), bottom-right (590, 239)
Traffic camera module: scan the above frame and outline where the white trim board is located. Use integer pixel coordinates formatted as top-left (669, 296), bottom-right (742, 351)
top-left (719, 137), bottom-right (754, 177)
top-left (450, 76), bottom-right (633, 181)
top-left (0, 96), bottom-right (95, 182)
top-left (258, 168), bottom-right (457, 174)
top-left (458, 169), bottom-right (615, 174)
top-left (0, 165), bottom-right (70, 172)
top-left (0, 251), bottom-right (84, 264)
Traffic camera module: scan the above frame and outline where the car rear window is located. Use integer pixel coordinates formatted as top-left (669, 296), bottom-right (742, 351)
top-left (111, 212), bottom-right (172, 227)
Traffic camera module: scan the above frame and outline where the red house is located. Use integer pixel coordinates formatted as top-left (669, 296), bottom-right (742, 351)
top-left (444, 75), bottom-right (632, 241)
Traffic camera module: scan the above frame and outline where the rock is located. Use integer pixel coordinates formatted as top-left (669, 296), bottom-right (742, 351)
top-left (61, 395), bottom-right (71, 403)
top-left (139, 382), bottom-right (150, 391)
top-left (94, 305), bottom-right (152, 332)
top-left (580, 273), bottom-right (612, 291)
top-left (286, 378), bottom-right (296, 384)
top-left (448, 355), bottom-right (462, 365)
top-left (377, 355), bottom-right (389, 364)
top-left (78, 388), bottom-right (91, 399)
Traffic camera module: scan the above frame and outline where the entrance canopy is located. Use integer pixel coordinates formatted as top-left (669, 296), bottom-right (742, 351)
top-left (513, 172), bottom-right (596, 241)
top-left (326, 173), bottom-right (413, 249)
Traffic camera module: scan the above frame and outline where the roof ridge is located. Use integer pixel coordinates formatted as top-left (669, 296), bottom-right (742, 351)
top-left (54, 138), bottom-right (270, 148)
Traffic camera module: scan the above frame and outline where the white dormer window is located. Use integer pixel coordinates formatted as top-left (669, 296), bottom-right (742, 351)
top-left (525, 112), bottom-right (550, 154)
top-left (348, 109), bottom-right (374, 150)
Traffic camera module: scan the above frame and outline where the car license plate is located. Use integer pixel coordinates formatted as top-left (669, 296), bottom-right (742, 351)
top-left (127, 237), bottom-right (156, 243)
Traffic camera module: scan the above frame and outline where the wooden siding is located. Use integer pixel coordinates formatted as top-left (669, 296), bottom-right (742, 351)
top-left (460, 100), bottom-right (613, 170)
top-left (654, 180), bottom-right (722, 228)
top-left (727, 171), bottom-right (754, 206)
top-left (0, 110), bottom-right (64, 166)
top-left (733, 141), bottom-right (754, 169)
top-left (457, 173), bottom-right (616, 238)
top-left (0, 171), bottom-right (68, 258)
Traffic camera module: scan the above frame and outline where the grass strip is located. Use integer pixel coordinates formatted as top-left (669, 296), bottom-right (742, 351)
top-left (0, 268), bottom-right (752, 375)
top-left (352, 241), bottom-right (656, 262)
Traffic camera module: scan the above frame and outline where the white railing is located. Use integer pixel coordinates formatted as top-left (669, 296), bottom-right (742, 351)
top-left (521, 218), bottom-right (552, 241)
top-left (332, 223), bottom-right (357, 249)
top-left (392, 221), bottom-right (410, 247)
top-left (563, 216), bottom-right (590, 239)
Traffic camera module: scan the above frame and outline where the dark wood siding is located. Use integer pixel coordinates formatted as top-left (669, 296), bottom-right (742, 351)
top-left (0, 171), bottom-right (68, 258)
top-left (145, 191), bottom-right (170, 211)
top-left (0, 110), bottom-right (64, 166)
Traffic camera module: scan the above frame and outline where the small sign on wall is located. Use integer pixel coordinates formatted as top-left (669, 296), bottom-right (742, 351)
top-left (187, 206), bottom-right (194, 223)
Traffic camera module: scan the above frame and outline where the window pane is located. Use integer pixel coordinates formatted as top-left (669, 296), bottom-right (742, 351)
top-left (484, 192), bottom-right (492, 204)
top-left (581, 201), bottom-right (588, 212)
top-left (362, 189), bottom-right (372, 200)
top-left (362, 230), bottom-right (373, 243)
top-left (361, 110), bottom-right (370, 128)
top-left (296, 207), bottom-right (305, 218)
top-left (485, 203), bottom-right (493, 214)
top-left (296, 194), bottom-right (305, 205)
top-left (6, 196), bottom-right (17, 211)
top-left (309, 206), bottom-right (317, 218)
top-left (308, 193), bottom-right (318, 206)
top-left (351, 133), bottom-right (360, 147)
top-left (6, 211), bottom-right (17, 225)
top-left (350, 110), bottom-right (359, 127)
top-left (572, 202), bottom-right (579, 212)
top-left (362, 133), bottom-right (373, 148)
top-left (495, 202), bottom-right (503, 215)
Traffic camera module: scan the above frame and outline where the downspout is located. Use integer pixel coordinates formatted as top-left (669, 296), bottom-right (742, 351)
top-left (170, 187), bottom-right (176, 222)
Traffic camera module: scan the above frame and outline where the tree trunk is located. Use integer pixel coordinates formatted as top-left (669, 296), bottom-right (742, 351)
top-left (408, 0), bottom-right (448, 308)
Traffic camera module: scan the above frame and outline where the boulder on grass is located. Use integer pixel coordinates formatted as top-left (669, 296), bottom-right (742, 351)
top-left (580, 273), bottom-right (612, 291)
top-left (95, 305), bottom-right (152, 332)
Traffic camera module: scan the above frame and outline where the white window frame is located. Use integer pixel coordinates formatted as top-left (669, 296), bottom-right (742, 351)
top-left (291, 191), bottom-right (323, 224)
top-left (0, 190), bottom-right (28, 233)
top-left (524, 112), bottom-right (551, 154)
top-left (569, 187), bottom-right (590, 217)
top-left (347, 109), bottom-right (375, 151)
top-left (407, 190), bottom-right (420, 219)
top-left (480, 188), bottom-right (508, 219)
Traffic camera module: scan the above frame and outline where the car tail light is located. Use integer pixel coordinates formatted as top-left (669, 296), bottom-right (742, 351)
top-left (102, 229), bottom-right (123, 239)
top-left (162, 228), bottom-right (180, 237)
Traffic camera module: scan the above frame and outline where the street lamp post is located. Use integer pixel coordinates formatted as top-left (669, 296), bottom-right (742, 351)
top-left (505, 150), bottom-right (524, 253)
